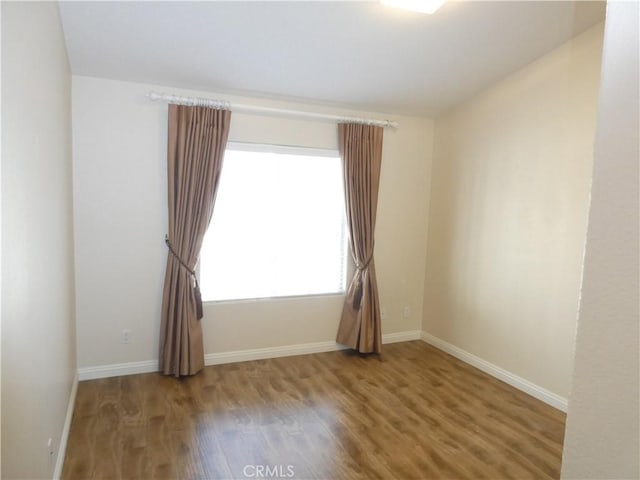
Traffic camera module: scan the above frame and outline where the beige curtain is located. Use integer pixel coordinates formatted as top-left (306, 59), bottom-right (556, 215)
top-left (159, 104), bottom-right (231, 376)
top-left (336, 123), bottom-right (384, 354)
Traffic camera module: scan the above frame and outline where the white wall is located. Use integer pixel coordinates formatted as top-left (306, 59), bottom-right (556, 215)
top-left (423, 24), bottom-right (604, 399)
top-left (561, 2), bottom-right (639, 478)
top-left (71, 76), bottom-right (433, 369)
top-left (1, 2), bottom-right (77, 478)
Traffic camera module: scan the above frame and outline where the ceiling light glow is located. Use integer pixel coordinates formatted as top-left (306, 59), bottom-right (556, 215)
top-left (380, 0), bottom-right (446, 15)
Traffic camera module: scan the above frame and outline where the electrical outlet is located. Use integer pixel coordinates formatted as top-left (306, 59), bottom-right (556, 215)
top-left (403, 306), bottom-right (411, 319)
top-left (121, 329), bottom-right (131, 344)
top-left (381, 308), bottom-right (387, 320)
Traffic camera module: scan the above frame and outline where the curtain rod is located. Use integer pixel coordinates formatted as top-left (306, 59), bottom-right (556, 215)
top-left (146, 91), bottom-right (399, 129)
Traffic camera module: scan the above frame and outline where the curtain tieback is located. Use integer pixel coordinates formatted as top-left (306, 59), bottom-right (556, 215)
top-left (355, 255), bottom-right (374, 271)
top-left (165, 235), bottom-right (203, 320)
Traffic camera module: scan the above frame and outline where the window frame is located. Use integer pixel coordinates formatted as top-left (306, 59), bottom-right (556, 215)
top-left (198, 141), bottom-right (354, 304)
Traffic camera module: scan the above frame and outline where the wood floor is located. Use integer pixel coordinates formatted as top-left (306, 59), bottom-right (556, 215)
top-left (62, 341), bottom-right (566, 479)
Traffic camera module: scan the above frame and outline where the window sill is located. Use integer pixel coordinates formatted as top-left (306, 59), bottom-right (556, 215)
top-left (202, 291), bottom-right (346, 306)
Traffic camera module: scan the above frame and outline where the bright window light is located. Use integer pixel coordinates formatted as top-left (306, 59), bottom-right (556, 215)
top-left (200, 144), bottom-right (348, 302)
top-left (380, 0), bottom-right (446, 15)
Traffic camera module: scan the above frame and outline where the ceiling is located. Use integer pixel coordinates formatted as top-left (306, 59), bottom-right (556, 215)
top-left (58, 1), bottom-right (605, 117)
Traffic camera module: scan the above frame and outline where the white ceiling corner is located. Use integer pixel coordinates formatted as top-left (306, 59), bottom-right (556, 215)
top-left (58, 0), bottom-right (606, 117)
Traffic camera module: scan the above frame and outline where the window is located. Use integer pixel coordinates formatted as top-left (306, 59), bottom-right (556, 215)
top-left (200, 143), bottom-right (348, 302)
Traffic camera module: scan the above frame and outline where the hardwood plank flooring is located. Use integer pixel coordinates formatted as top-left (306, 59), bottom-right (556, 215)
top-left (62, 341), bottom-right (565, 479)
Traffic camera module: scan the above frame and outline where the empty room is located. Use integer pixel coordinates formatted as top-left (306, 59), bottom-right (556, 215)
top-left (1, 1), bottom-right (638, 479)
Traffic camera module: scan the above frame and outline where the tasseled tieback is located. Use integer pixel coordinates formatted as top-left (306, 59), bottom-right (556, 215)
top-left (355, 255), bottom-right (374, 271)
top-left (165, 235), bottom-right (203, 319)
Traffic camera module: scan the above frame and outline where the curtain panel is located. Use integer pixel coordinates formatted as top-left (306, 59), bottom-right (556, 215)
top-left (336, 123), bottom-right (384, 354)
top-left (159, 104), bottom-right (231, 376)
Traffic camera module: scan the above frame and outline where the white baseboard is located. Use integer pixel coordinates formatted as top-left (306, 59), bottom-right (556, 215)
top-left (78, 359), bottom-right (158, 381)
top-left (77, 330), bottom-right (423, 380)
top-left (420, 331), bottom-right (568, 412)
top-left (53, 373), bottom-right (78, 480)
top-left (76, 330), bottom-right (566, 413)
top-left (205, 340), bottom-right (347, 366)
top-left (381, 330), bottom-right (423, 344)
top-left (205, 330), bottom-right (423, 365)
top-left (75, 331), bottom-right (566, 413)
